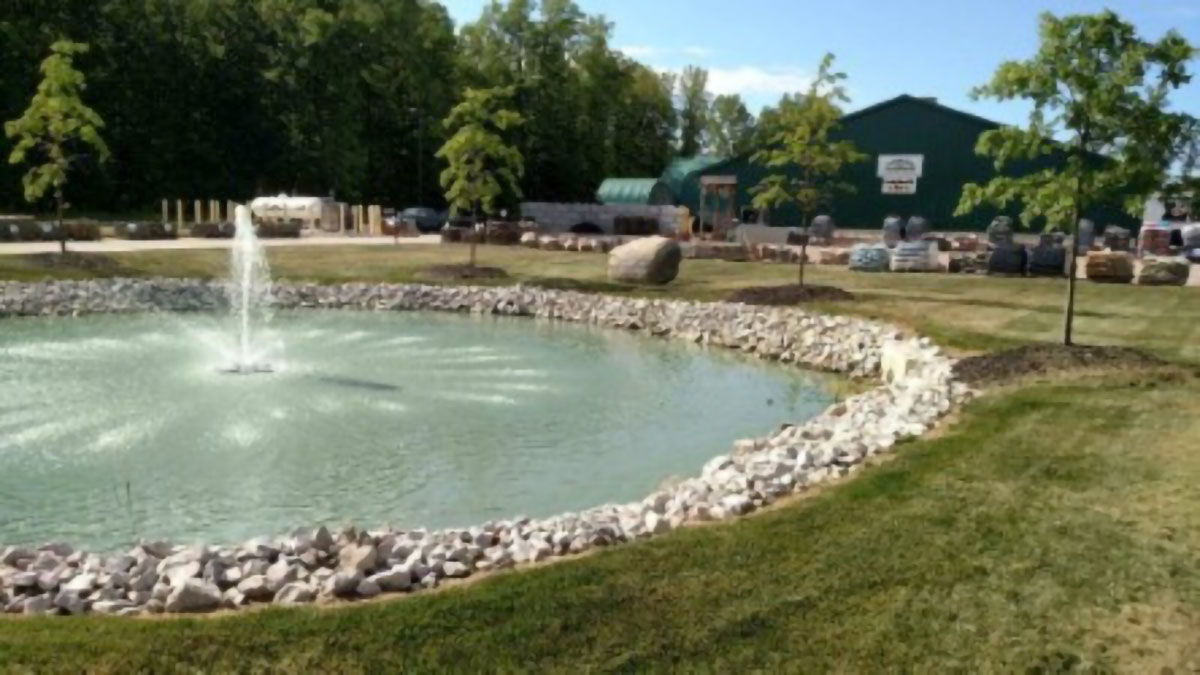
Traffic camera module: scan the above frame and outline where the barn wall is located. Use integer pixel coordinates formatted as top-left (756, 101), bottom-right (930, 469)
top-left (686, 96), bottom-right (1140, 232)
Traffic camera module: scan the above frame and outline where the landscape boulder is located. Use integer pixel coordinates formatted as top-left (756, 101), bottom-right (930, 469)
top-left (1085, 251), bottom-right (1134, 283)
top-left (607, 236), bottom-right (682, 285)
top-left (163, 579), bottom-right (222, 613)
top-left (1136, 257), bottom-right (1190, 286)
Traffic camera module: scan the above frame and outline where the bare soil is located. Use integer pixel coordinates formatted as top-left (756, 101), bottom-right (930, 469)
top-left (953, 344), bottom-right (1168, 385)
top-left (726, 284), bottom-right (855, 306)
top-left (419, 264), bottom-right (508, 281)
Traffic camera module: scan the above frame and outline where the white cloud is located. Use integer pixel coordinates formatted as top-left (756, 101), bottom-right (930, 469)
top-left (681, 46), bottom-right (712, 58)
top-left (706, 66), bottom-right (812, 97)
top-left (616, 45), bottom-right (659, 59)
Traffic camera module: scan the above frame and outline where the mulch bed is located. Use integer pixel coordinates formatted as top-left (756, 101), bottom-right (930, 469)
top-left (419, 264), bottom-right (509, 281)
top-left (953, 344), bottom-right (1168, 386)
top-left (726, 284), bottom-right (855, 306)
top-left (25, 252), bottom-right (125, 273)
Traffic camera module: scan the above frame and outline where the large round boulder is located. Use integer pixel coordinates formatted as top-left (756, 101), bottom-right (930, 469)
top-left (607, 236), bottom-right (682, 285)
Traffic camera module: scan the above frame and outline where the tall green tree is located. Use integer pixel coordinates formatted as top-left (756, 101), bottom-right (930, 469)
top-left (750, 53), bottom-right (864, 287)
top-left (5, 39), bottom-right (109, 253)
top-left (437, 86), bottom-right (525, 217)
top-left (677, 65), bottom-right (710, 157)
top-left (437, 86), bottom-right (524, 264)
top-left (707, 94), bottom-right (755, 157)
top-left (955, 10), bottom-right (1197, 345)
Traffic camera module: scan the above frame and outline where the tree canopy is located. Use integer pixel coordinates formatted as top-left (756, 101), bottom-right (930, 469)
top-left (0, 0), bottom-right (680, 214)
top-left (955, 10), bottom-right (1198, 344)
top-left (5, 39), bottom-right (109, 204)
top-left (750, 54), bottom-right (863, 226)
top-left (436, 86), bottom-right (524, 218)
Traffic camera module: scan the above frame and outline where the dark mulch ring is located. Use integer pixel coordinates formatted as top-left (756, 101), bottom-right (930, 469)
top-left (419, 264), bottom-right (509, 281)
top-left (25, 252), bottom-right (125, 273)
top-left (953, 344), bottom-right (1170, 386)
top-left (726, 284), bottom-right (855, 306)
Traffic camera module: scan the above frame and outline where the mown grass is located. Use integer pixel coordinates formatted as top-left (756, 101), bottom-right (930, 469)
top-left (3, 243), bottom-right (1199, 360)
top-left (3, 372), bottom-right (1200, 672)
top-left (3, 244), bottom-right (1200, 672)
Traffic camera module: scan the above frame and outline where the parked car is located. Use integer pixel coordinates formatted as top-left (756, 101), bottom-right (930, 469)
top-left (399, 207), bottom-right (443, 233)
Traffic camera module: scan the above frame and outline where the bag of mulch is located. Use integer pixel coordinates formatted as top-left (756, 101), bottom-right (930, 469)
top-left (1028, 244), bottom-right (1066, 277)
top-left (848, 243), bottom-right (890, 272)
top-left (987, 244), bottom-right (1027, 276)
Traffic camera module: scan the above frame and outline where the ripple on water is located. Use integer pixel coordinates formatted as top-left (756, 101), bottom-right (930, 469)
top-left (0, 309), bottom-right (834, 550)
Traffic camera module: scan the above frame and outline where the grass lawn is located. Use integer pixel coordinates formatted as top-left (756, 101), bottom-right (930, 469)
top-left (2, 244), bottom-right (1200, 672)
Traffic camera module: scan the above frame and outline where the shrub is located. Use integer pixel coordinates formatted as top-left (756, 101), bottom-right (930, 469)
top-left (256, 221), bottom-right (301, 238)
top-left (189, 222), bottom-right (234, 238)
top-left (113, 222), bottom-right (178, 240)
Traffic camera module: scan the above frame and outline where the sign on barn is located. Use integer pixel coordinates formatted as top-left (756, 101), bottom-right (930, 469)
top-left (877, 154), bottom-right (924, 195)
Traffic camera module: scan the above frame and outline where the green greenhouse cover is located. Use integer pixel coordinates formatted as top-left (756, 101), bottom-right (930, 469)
top-left (595, 178), bottom-right (673, 205)
top-left (659, 155), bottom-right (728, 199)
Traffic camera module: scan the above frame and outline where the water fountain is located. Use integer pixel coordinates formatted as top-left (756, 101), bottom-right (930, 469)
top-left (224, 205), bottom-right (274, 374)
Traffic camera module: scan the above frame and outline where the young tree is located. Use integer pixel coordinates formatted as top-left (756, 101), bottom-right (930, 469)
top-left (750, 53), bottom-right (864, 287)
top-left (956, 11), bottom-right (1197, 345)
top-left (436, 86), bottom-right (524, 266)
top-left (5, 40), bottom-right (109, 253)
top-left (677, 65), bottom-right (710, 157)
top-left (707, 94), bottom-right (756, 157)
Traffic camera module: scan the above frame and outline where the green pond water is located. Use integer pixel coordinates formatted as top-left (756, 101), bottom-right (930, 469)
top-left (0, 310), bottom-right (832, 550)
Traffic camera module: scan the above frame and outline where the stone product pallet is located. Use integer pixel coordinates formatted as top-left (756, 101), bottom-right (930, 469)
top-left (0, 280), bottom-right (969, 617)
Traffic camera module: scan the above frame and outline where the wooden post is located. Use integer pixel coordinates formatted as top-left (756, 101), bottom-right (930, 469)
top-left (369, 205), bottom-right (382, 235)
top-left (176, 199), bottom-right (184, 230)
top-left (226, 200), bottom-right (237, 224)
top-left (339, 203), bottom-right (346, 233)
top-left (194, 199), bottom-right (203, 225)
top-left (161, 199), bottom-right (168, 225)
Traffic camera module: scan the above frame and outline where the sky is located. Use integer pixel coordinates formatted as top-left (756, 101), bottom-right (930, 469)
top-left (438, 0), bottom-right (1200, 125)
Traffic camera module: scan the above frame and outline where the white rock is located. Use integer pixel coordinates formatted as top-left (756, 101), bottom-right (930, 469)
top-left (54, 591), bottom-right (86, 615)
top-left (369, 567), bottom-right (412, 592)
top-left (236, 575), bottom-right (273, 601)
top-left (61, 572), bottom-right (97, 593)
top-left (164, 579), bottom-right (222, 613)
top-left (23, 595), bottom-right (55, 615)
top-left (265, 558), bottom-right (299, 592)
top-left (92, 600), bottom-right (134, 615)
top-left (273, 582), bottom-right (316, 605)
top-left (323, 571), bottom-right (362, 597)
top-left (338, 543), bottom-right (377, 574)
top-left (160, 560), bottom-right (201, 587)
top-left (355, 578), bottom-right (381, 598)
top-left (442, 561), bottom-right (470, 578)
top-left (311, 526), bottom-right (334, 552)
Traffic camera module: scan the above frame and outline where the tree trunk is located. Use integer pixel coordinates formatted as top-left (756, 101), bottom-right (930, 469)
top-left (798, 240), bottom-right (807, 287)
top-left (797, 211), bottom-right (808, 288)
top-left (1063, 133), bottom-right (1088, 347)
top-left (56, 187), bottom-right (66, 255)
top-left (1063, 244), bottom-right (1078, 346)
top-left (468, 203), bottom-right (478, 268)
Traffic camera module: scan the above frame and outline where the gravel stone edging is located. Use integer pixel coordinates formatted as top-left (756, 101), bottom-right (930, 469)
top-left (0, 278), bottom-right (971, 617)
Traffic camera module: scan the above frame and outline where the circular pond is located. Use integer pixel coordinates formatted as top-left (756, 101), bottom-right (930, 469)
top-left (0, 310), bottom-right (832, 550)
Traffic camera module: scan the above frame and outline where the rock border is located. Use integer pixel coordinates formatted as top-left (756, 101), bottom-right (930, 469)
top-left (0, 279), bottom-right (970, 616)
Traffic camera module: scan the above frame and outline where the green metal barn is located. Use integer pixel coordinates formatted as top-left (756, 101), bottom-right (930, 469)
top-left (678, 95), bottom-right (1138, 232)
